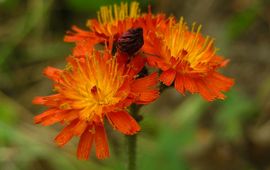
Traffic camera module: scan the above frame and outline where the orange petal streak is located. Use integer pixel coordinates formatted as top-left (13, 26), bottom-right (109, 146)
top-left (64, 25), bottom-right (95, 42)
top-left (77, 126), bottom-right (94, 160)
top-left (127, 55), bottom-right (146, 76)
top-left (146, 56), bottom-right (169, 71)
top-left (73, 120), bottom-right (88, 136)
top-left (196, 72), bottom-right (234, 101)
top-left (131, 72), bottom-right (159, 104)
top-left (131, 72), bottom-right (158, 91)
top-left (55, 120), bottom-right (78, 146)
top-left (106, 111), bottom-right (140, 135)
top-left (174, 72), bottom-right (234, 101)
top-left (94, 124), bottom-right (110, 159)
top-left (182, 76), bottom-right (198, 94)
top-left (32, 94), bottom-right (62, 107)
top-left (34, 109), bottom-right (57, 124)
top-left (43, 66), bottom-right (63, 82)
top-left (159, 69), bottom-right (176, 86)
top-left (174, 74), bottom-right (185, 95)
top-left (40, 111), bottom-right (70, 126)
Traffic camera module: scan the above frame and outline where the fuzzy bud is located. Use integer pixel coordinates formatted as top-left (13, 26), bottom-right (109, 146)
top-left (117, 27), bottom-right (144, 56)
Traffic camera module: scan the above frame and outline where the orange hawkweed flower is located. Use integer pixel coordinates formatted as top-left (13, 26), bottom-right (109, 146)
top-left (33, 50), bottom-right (159, 160)
top-left (64, 2), bottom-right (140, 45)
top-left (146, 18), bottom-right (234, 101)
top-left (64, 2), bottom-right (167, 55)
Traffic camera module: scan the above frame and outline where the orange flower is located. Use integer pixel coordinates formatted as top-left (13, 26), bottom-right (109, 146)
top-left (64, 2), bottom-right (167, 54)
top-left (145, 18), bottom-right (234, 101)
top-left (64, 2), bottom-right (140, 46)
top-left (33, 49), bottom-right (159, 160)
top-left (87, 1), bottom-right (140, 37)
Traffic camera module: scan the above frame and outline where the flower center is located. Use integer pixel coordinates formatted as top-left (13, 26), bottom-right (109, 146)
top-left (88, 84), bottom-right (120, 106)
top-left (164, 18), bottom-right (216, 73)
top-left (62, 53), bottom-right (128, 121)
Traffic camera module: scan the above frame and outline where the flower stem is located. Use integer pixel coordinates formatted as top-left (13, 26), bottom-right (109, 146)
top-left (127, 104), bottom-right (141, 170)
top-left (127, 133), bottom-right (137, 170)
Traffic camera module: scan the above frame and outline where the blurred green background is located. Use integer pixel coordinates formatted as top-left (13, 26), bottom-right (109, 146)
top-left (0, 0), bottom-right (270, 169)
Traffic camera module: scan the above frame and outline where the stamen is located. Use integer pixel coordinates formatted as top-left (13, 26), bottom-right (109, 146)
top-left (97, 2), bottom-right (140, 25)
top-left (91, 86), bottom-right (98, 95)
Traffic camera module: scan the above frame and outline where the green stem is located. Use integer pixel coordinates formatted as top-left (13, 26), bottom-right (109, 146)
top-left (127, 133), bottom-right (137, 170)
top-left (127, 104), bottom-right (141, 170)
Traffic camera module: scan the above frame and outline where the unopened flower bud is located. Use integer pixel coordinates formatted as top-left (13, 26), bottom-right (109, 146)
top-left (117, 27), bottom-right (144, 56)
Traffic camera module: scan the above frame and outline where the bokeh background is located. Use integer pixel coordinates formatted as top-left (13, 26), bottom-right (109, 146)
top-left (1, 0), bottom-right (270, 169)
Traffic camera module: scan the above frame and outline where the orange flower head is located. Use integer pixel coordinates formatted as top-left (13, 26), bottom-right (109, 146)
top-left (65, 2), bottom-right (140, 44)
top-left (33, 49), bottom-right (159, 160)
top-left (64, 1), bottom-right (168, 56)
top-left (146, 17), bottom-right (234, 101)
top-left (88, 1), bottom-right (140, 37)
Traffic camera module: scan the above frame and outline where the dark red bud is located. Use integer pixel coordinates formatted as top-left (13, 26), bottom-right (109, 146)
top-left (117, 27), bottom-right (144, 56)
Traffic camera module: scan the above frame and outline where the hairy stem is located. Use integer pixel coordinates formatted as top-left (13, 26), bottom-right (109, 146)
top-left (127, 104), bottom-right (141, 170)
top-left (127, 133), bottom-right (137, 170)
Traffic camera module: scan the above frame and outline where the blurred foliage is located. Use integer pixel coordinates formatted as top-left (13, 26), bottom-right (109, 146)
top-left (1, 0), bottom-right (270, 170)
top-left (225, 0), bottom-right (263, 42)
top-left (215, 89), bottom-right (257, 141)
top-left (0, 0), bottom-right (19, 10)
top-left (65, 0), bottom-right (148, 12)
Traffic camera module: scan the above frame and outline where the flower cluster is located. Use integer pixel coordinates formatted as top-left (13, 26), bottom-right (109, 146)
top-left (33, 1), bottom-right (234, 160)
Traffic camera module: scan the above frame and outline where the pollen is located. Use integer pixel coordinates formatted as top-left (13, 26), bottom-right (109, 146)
top-left (163, 17), bottom-right (216, 73)
top-left (96, 2), bottom-right (140, 25)
top-left (63, 53), bottom-right (127, 120)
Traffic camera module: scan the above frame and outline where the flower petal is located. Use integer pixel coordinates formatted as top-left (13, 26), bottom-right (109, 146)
top-left (174, 72), bottom-right (234, 101)
top-left (77, 126), bottom-right (94, 160)
top-left (54, 120), bottom-right (78, 146)
top-left (73, 120), bottom-right (88, 136)
top-left (131, 72), bottom-right (158, 92)
top-left (174, 74), bottom-right (185, 95)
top-left (159, 69), bottom-right (176, 86)
top-left (64, 25), bottom-right (95, 42)
top-left (183, 76), bottom-right (198, 94)
top-left (94, 124), bottom-right (110, 159)
top-left (131, 72), bottom-right (159, 104)
top-left (32, 94), bottom-right (62, 107)
top-left (196, 72), bottom-right (234, 101)
top-left (127, 55), bottom-right (146, 76)
top-left (146, 56), bottom-right (169, 71)
top-left (107, 111), bottom-right (140, 135)
top-left (34, 109), bottom-right (57, 124)
top-left (43, 66), bottom-right (62, 82)
top-left (40, 110), bottom-right (70, 126)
